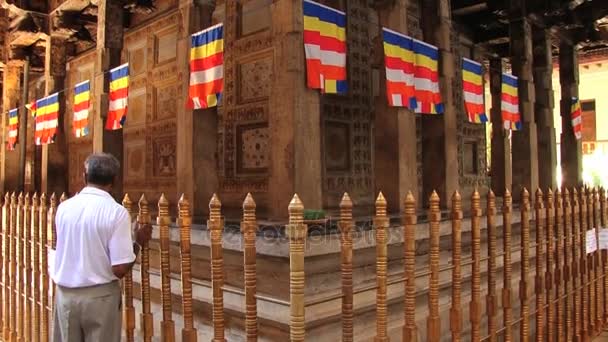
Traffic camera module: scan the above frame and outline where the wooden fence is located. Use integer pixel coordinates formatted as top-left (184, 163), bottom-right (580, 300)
top-left (0, 187), bottom-right (607, 341)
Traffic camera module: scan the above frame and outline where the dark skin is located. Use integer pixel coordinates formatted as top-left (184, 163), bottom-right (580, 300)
top-left (83, 172), bottom-right (153, 279)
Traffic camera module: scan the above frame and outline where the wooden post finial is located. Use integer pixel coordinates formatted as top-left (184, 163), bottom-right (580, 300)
top-left (470, 189), bottom-right (482, 342)
top-left (503, 187), bottom-right (513, 342)
top-left (121, 193), bottom-right (135, 342)
top-left (338, 192), bottom-right (353, 342)
top-left (450, 190), bottom-right (463, 342)
top-left (241, 193), bottom-right (258, 342)
top-left (374, 192), bottom-right (389, 342)
top-left (520, 186), bottom-right (531, 342)
top-left (427, 190), bottom-right (441, 342)
top-left (286, 193), bottom-right (307, 342)
top-left (178, 194), bottom-right (197, 342)
top-left (403, 191), bottom-right (417, 342)
top-left (137, 193), bottom-right (153, 342)
top-left (487, 189), bottom-right (498, 342)
top-left (208, 193), bottom-right (226, 342)
top-left (157, 194), bottom-right (175, 342)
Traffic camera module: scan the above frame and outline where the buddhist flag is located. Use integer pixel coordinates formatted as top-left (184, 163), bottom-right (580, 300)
top-left (571, 97), bottom-right (582, 140)
top-left (501, 73), bottom-right (521, 130)
top-left (382, 28), bottom-right (416, 109)
top-left (303, 0), bottom-right (347, 94)
top-left (106, 63), bottom-right (129, 130)
top-left (25, 100), bottom-right (37, 117)
top-left (188, 23), bottom-right (224, 109)
top-left (462, 58), bottom-right (487, 123)
top-left (413, 39), bottom-right (443, 114)
top-left (7, 108), bottom-right (18, 151)
top-left (73, 80), bottom-right (90, 138)
top-left (34, 93), bottom-right (60, 145)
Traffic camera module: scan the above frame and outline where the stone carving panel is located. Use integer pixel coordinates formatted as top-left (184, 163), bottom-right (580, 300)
top-left (151, 136), bottom-right (177, 178)
top-left (238, 56), bottom-right (272, 103)
top-left (153, 81), bottom-right (179, 120)
top-left (125, 139), bottom-right (146, 182)
top-left (324, 121), bottom-right (350, 172)
top-left (68, 144), bottom-right (92, 195)
top-left (125, 87), bottom-right (147, 127)
top-left (127, 41), bottom-right (147, 77)
top-left (155, 28), bottom-right (177, 65)
top-left (239, 0), bottom-right (272, 36)
top-left (237, 123), bottom-right (268, 173)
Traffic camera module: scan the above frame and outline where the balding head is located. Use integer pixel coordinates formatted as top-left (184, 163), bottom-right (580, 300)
top-left (84, 153), bottom-right (120, 186)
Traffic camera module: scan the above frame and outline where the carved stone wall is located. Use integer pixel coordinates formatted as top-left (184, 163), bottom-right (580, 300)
top-left (121, 10), bottom-right (180, 207)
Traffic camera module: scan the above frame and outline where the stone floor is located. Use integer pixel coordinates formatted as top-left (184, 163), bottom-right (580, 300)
top-left (594, 331), bottom-right (608, 341)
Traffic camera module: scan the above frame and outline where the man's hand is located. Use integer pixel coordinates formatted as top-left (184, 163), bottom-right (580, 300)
top-left (134, 223), bottom-right (153, 246)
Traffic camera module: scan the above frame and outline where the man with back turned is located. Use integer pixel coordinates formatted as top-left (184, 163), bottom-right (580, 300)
top-left (51, 153), bottom-right (152, 342)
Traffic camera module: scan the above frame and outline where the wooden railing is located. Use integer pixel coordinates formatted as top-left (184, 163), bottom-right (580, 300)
top-left (0, 187), bottom-right (606, 341)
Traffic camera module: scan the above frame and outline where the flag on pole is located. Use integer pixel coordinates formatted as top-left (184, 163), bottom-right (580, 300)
top-left (412, 39), bottom-right (443, 114)
top-left (303, 0), bottom-right (347, 94)
top-left (501, 73), bottom-right (521, 130)
top-left (34, 93), bottom-right (60, 145)
top-left (73, 80), bottom-right (90, 137)
top-left (7, 108), bottom-right (18, 151)
top-left (382, 28), bottom-right (416, 109)
top-left (571, 97), bottom-right (582, 140)
top-left (106, 63), bottom-right (129, 130)
top-left (25, 100), bottom-right (36, 116)
top-left (188, 23), bottom-right (224, 109)
top-left (462, 58), bottom-right (487, 123)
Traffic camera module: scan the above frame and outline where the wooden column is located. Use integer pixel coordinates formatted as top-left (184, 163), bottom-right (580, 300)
top-left (92, 0), bottom-right (124, 198)
top-left (403, 192), bottom-right (417, 342)
top-left (30, 193), bottom-right (39, 342)
top-left (16, 193), bottom-right (23, 342)
top-left (579, 188), bottom-right (588, 338)
top-left (555, 189), bottom-right (564, 340)
top-left (450, 191), bottom-right (462, 342)
top-left (503, 190), bottom-right (513, 342)
top-left (572, 189), bottom-right (581, 340)
top-left (490, 58), bottom-right (512, 196)
top-left (121, 194), bottom-right (135, 342)
top-left (1, 62), bottom-right (22, 192)
top-left (241, 193), bottom-right (258, 341)
top-left (39, 194), bottom-right (48, 342)
top-left (178, 0), bottom-right (218, 216)
top-left (559, 42), bottom-right (582, 189)
top-left (178, 195), bottom-right (197, 342)
top-left (268, 1), bottom-right (322, 219)
top-left (2, 193), bottom-right (11, 341)
top-left (509, 6), bottom-right (539, 200)
top-left (427, 191), bottom-right (441, 342)
top-left (158, 194), bottom-right (174, 342)
top-left (520, 189), bottom-right (531, 341)
top-left (375, 0), bottom-right (418, 212)
top-left (532, 27), bottom-right (557, 190)
top-left (486, 190), bottom-right (498, 341)
top-left (286, 194), bottom-right (307, 342)
top-left (374, 193), bottom-right (389, 342)
top-left (339, 193), bottom-right (353, 341)
top-left (470, 190), bottom-right (482, 341)
top-left (563, 189), bottom-right (573, 339)
top-left (137, 195), bottom-right (153, 342)
top-left (208, 194), bottom-right (225, 342)
top-left (545, 189), bottom-right (555, 341)
top-left (534, 189), bottom-right (544, 342)
top-left (23, 194), bottom-right (31, 342)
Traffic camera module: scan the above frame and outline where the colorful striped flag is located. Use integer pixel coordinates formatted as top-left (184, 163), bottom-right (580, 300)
top-left (7, 108), bottom-right (18, 151)
top-left (34, 93), bottom-right (60, 145)
top-left (73, 80), bottom-right (90, 137)
top-left (188, 23), bottom-right (224, 109)
top-left (462, 58), bottom-right (487, 123)
top-left (382, 28), bottom-right (416, 109)
top-left (303, 0), bottom-right (347, 94)
top-left (571, 97), bottom-right (582, 140)
top-left (106, 63), bottom-right (129, 130)
top-left (413, 39), bottom-right (443, 114)
top-left (501, 73), bottom-right (521, 130)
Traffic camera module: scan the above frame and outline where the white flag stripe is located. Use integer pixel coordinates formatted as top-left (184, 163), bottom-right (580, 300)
top-left (190, 65), bottom-right (223, 86)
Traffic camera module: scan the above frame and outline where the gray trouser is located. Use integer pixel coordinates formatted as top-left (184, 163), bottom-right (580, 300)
top-left (52, 281), bottom-right (122, 342)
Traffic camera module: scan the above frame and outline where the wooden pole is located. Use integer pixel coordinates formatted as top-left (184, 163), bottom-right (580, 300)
top-left (8, 193), bottom-right (17, 342)
top-left (158, 194), bottom-right (175, 342)
top-left (601, 188), bottom-right (608, 325)
top-left (242, 193), bottom-right (258, 342)
top-left (450, 191), bottom-right (462, 342)
top-left (580, 188), bottom-right (588, 339)
top-left (520, 189), bottom-right (530, 342)
top-left (486, 190), bottom-right (498, 342)
top-left (563, 188), bottom-right (572, 339)
top-left (427, 191), bottom-right (441, 342)
top-left (403, 192), bottom-right (417, 342)
top-left (593, 188), bottom-right (603, 332)
top-left (31, 193), bottom-right (40, 342)
top-left (503, 189), bottom-right (513, 342)
top-left (39, 194), bottom-right (48, 342)
top-left (178, 195), bottom-right (197, 342)
top-left (121, 194), bottom-right (135, 342)
top-left (587, 188), bottom-right (595, 336)
top-left (572, 188), bottom-right (581, 340)
top-left (23, 193), bottom-right (31, 342)
top-left (545, 189), bottom-right (555, 341)
top-left (286, 194), bottom-right (307, 342)
top-left (17, 193), bottom-right (24, 342)
top-left (2, 193), bottom-right (10, 341)
top-left (555, 189), bottom-right (564, 341)
top-left (339, 193), bottom-right (353, 342)
top-left (374, 192), bottom-right (389, 342)
top-left (138, 194), bottom-right (153, 342)
top-left (471, 190), bottom-right (482, 341)
top-left (535, 189), bottom-right (544, 342)
top-left (208, 194), bottom-right (226, 342)
top-left (49, 194), bottom-right (57, 311)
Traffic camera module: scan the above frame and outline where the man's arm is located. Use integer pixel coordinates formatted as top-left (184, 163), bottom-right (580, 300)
top-left (111, 241), bottom-right (142, 278)
top-left (109, 210), bottom-right (152, 279)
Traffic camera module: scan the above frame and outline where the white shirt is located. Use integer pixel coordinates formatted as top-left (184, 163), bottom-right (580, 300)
top-left (51, 186), bottom-right (136, 288)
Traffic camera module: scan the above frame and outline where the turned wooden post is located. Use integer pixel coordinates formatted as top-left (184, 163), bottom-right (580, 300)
top-left (555, 189), bottom-right (564, 341)
top-left (338, 193), bottom-right (353, 342)
top-left (374, 192), bottom-right (389, 342)
top-left (2, 193), bottom-right (9, 341)
top-left (178, 195), bottom-right (197, 342)
top-left (503, 189), bottom-right (513, 342)
top-left (23, 193), bottom-right (31, 342)
top-left (158, 194), bottom-right (175, 342)
top-left (519, 189), bottom-right (530, 342)
top-left (563, 189), bottom-right (573, 339)
top-left (580, 188), bottom-right (588, 338)
top-left (286, 194), bottom-right (307, 342)
top-left (8, 193), bottom-right (17, 342)
top-left (545, 189), bottom-right (555, 341)
top-left (0, 193), bottom-right (4, 336)
top-left (534, 189), bottom-right (544, 342)
top-left (486, 190), bottom-right (498, 342)
top-left (39, 194), bottom-right (48, 342)
top-left (31, 193), bottom-right (40, 342)
top-left (208, 194), bottom-right (226, 342)
top-left (402, 192), bottom-right (417, 342)
top-left (241, 193), bottom-right (258, 342)
top-left (17, 193), bottom-right (24, 342)
top-left (138, 194), bottom-right (153, 342)
top-left (470, 190), bottom-right (482, 341)
top-left (49, 194), bottom-right (58, 311)
top-left (587, 188), bottom-right (595, 336)
top-left (601, 188), bottom-right (608, 325)
top-left (427, 191), bottom-right (441, 342)
top-left (121, 194), bottom-right (135, 342)
top-left (593, 188), bottom-right (603, 332)
top-left (450, 191), bottom-right (462, 342)
top-left (572, 188), bottom-right (581, 340)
